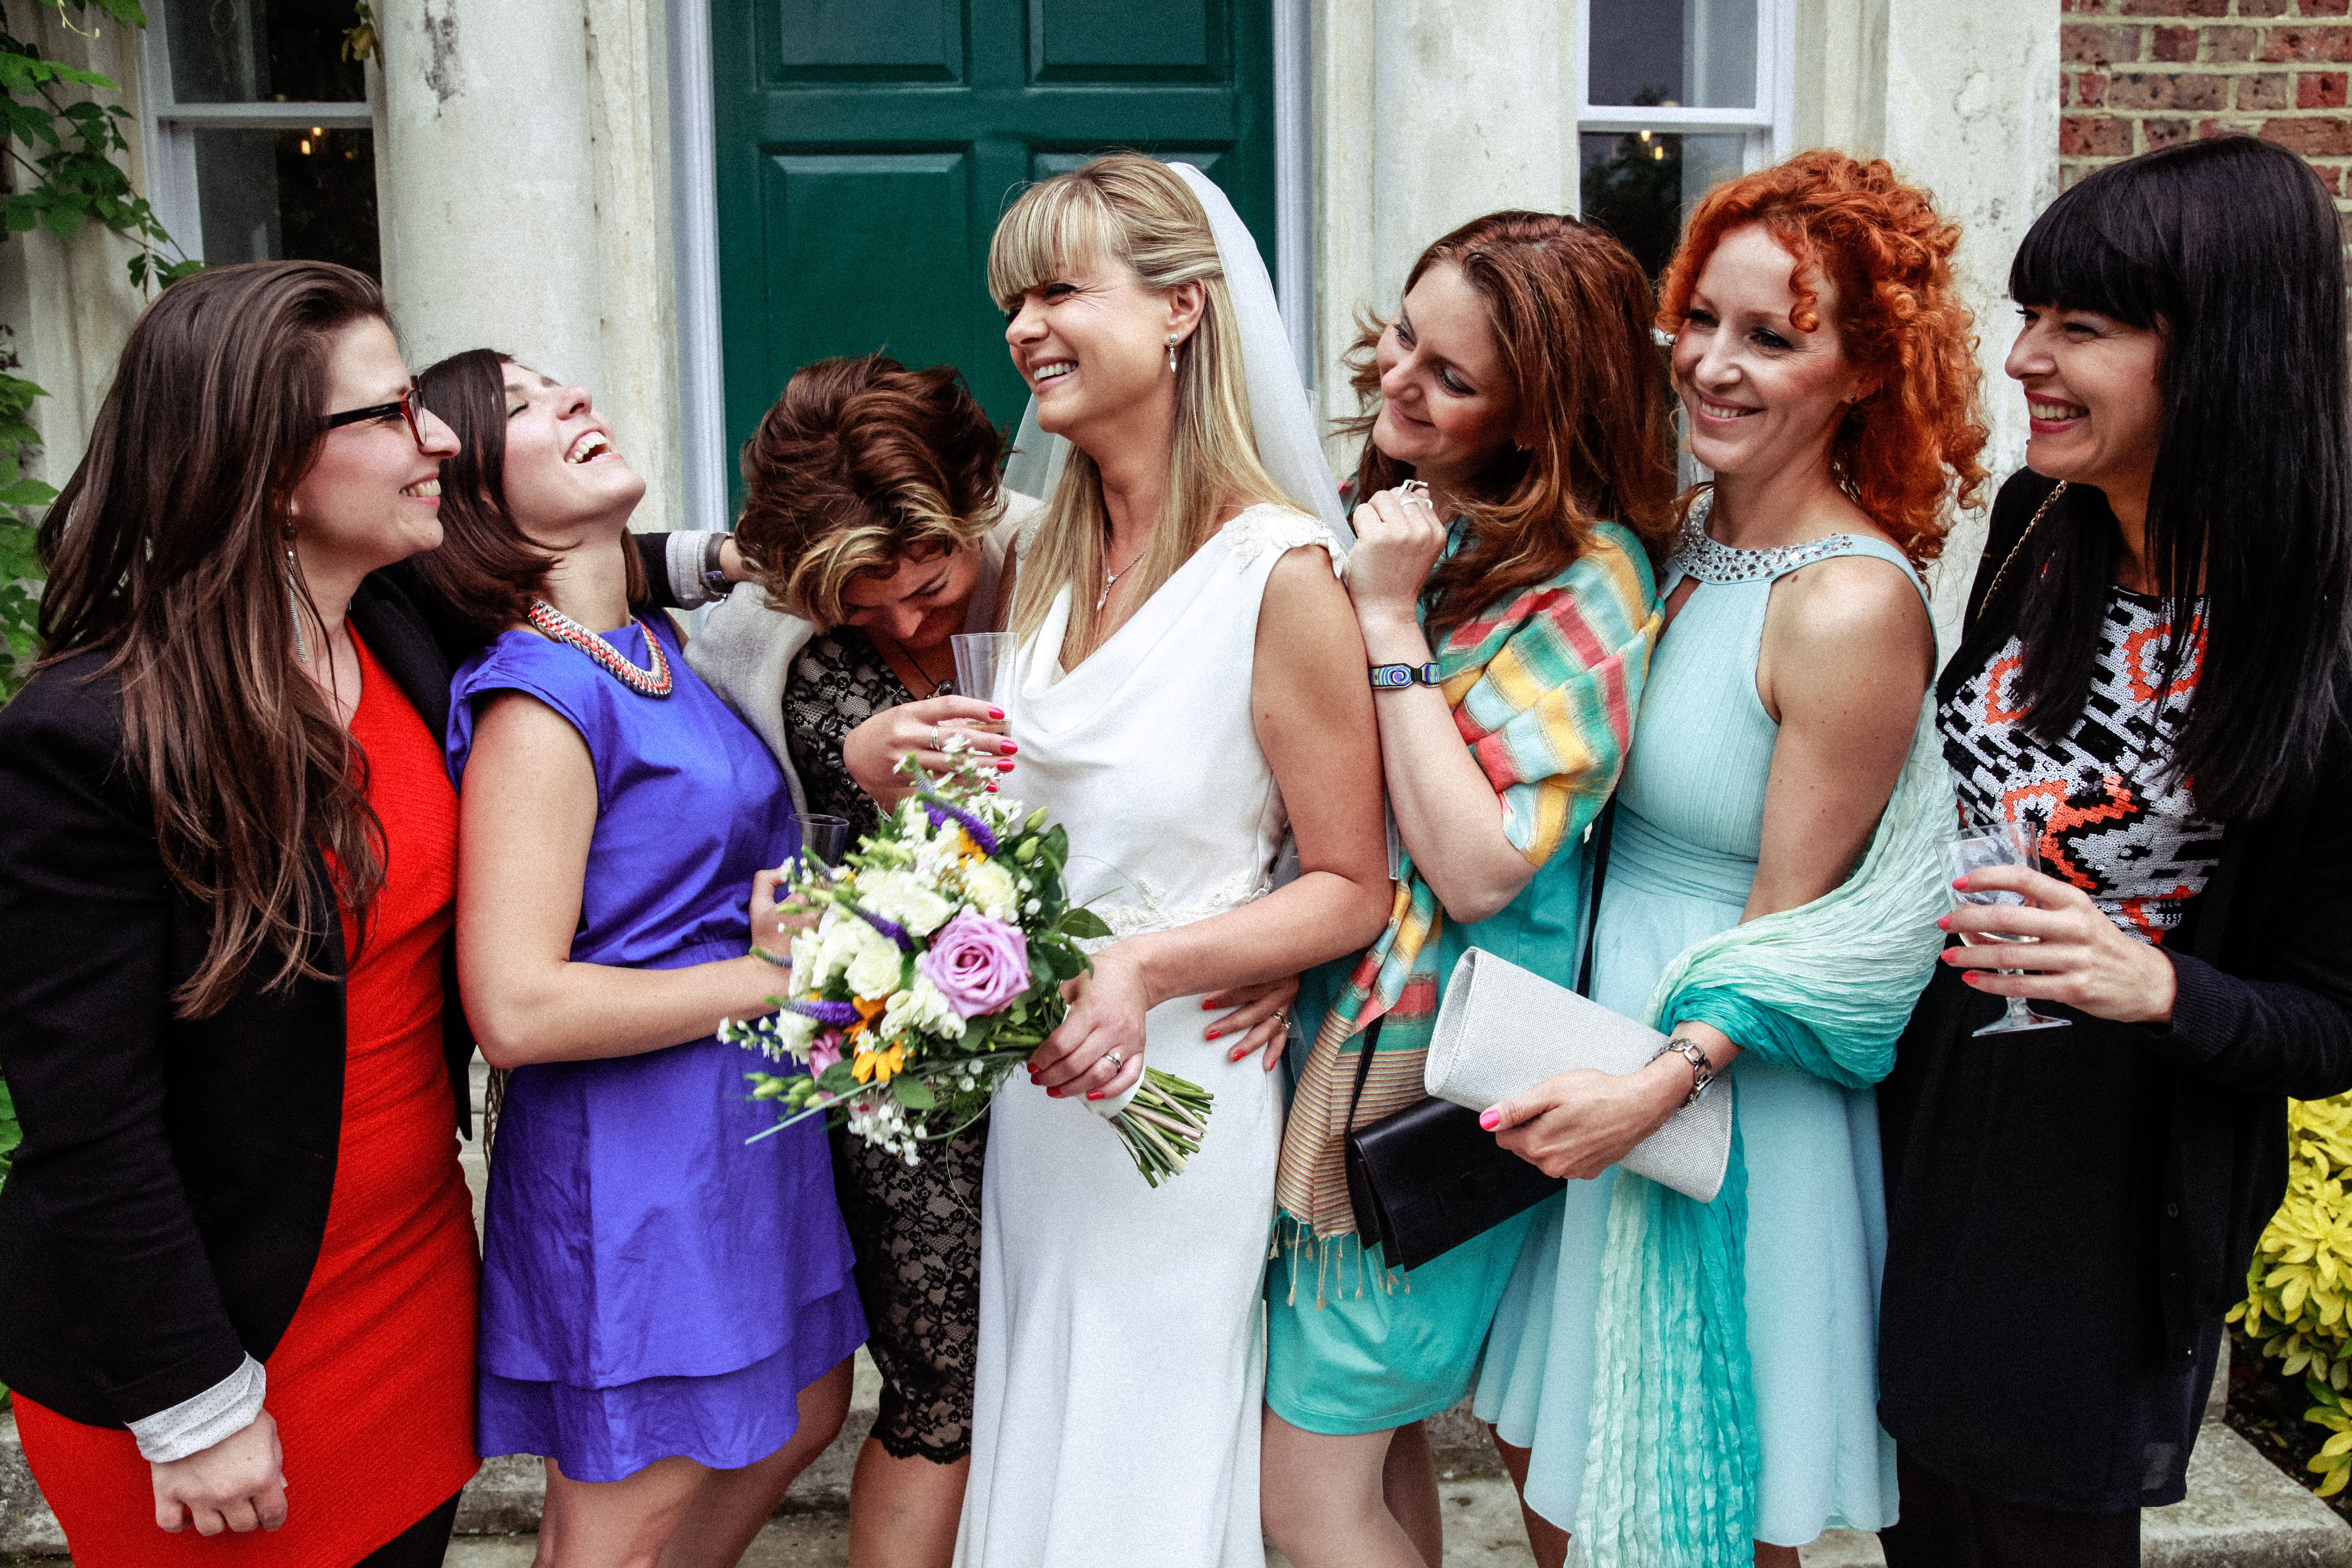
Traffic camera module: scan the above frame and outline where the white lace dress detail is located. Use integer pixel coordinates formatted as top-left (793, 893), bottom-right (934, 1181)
top-left (955, 503), bottom-right (1321, 1568)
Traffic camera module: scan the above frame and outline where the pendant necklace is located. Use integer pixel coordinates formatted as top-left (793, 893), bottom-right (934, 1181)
top-left (526, 598), bottom-right (674, 698)
top-left (879, 631), bottom-right (954, 697)
top-left (1096, 542), bottom-right (1146, 614)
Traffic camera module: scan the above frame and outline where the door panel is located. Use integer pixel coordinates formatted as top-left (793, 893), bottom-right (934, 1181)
top-left (712, 0), bottom-right (1277, 488)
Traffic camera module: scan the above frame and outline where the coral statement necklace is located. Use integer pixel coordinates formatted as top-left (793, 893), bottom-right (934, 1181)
top-left (526, 598), bottom-right (674, 698)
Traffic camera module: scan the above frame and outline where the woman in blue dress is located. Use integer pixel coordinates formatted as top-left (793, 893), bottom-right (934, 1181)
top-left (1473, 152), bottom-right (1985, 1566)
top-left (419, 351), bottom-right (864, 1567)
top-left (1259, 212), bottom-right (1672, 1568)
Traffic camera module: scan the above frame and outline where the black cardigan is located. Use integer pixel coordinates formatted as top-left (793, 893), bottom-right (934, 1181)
top-left (0, 537), bottom-right (677, 1431)
top-left (1877, 471), bottom-right (2352, 1505)
top-left (1947, 472), bottom-right (2352, 1353)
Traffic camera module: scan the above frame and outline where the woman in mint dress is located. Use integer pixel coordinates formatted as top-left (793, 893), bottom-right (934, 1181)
top-left (1473, 153), bottom-right (1983, 1566)
top-left (1259, 211), bottom-right (1673, 1568)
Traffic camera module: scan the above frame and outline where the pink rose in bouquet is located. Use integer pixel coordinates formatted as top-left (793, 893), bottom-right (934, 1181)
top-left (917, 909), bottom-right (1031, 1019)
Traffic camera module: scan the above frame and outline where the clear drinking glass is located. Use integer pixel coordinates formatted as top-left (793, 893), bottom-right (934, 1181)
top-left (949, 632), bottom-right (1019, 735)
top-left (1939, 819), bottom-right (2071, 1037)
top-left (795, 813), bottom-right (850, 872)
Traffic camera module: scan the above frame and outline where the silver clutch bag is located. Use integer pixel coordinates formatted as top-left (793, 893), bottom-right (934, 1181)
top-left (1422, 947), bottom-right (1734, 1204)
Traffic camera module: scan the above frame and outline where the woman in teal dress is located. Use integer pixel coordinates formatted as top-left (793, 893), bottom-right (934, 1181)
top-left (1259, 212), bottom-right (1674, 1568)
top-left (1473, 152), bottom-right (1985, 1567)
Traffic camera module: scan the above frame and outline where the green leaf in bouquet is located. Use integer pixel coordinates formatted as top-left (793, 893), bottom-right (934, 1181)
top-left (1029, 946), bottom-right (1059, 990)
top-left (1043, 941), bottom-right (1084, 981)
top-left (816, 1060), bottom-right (859, 1095)
top-left (1058, 907), bottom-right (1112, 940)
top-left (891, 1075), bottom-right (937, 1111)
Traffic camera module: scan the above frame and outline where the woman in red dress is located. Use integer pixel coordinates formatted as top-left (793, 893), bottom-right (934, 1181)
top-left (0, 262), bottom-right (482, 1566)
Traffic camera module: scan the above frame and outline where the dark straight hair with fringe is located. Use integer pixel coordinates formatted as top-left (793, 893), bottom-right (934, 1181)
top-left (2004, 134), bottom-right (2352, 822)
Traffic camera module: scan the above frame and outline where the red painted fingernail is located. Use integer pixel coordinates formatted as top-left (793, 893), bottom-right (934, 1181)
top-left (1935, 916), bottom-right (1953, 930)
top-left (1952, 876), bottom-right (1969, 890)
top-left (1479, 1110), bottom-right (1500, 1130)
top-left (1086, 1090), bottom-right (1103, 1101)
top-left (1229, 1047), bottom-right (1247, 1060)
top-left (997, 761), bottom-right (1015, 772)
top-left (1001, 742), bottom-right (1018, 755)
top-left (989, 707), bottom-right (1004, 720)
top-left (986, 783), bottom-right (999, 792)
top-left (1205, 1028), bottom-right (1220, 1039)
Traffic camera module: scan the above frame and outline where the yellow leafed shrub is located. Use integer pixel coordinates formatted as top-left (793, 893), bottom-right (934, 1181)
top-left (2231, 1092), bottom-right (2352, 1496)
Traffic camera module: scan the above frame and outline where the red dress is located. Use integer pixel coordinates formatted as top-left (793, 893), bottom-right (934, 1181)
top-left (17, 629), bottom-right (482, 1565)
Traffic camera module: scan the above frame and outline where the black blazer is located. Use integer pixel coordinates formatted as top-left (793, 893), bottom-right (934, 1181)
top-left (1940, 470), bottom-right (2352, 1352)
top-left (0, 536), bottom-right (683, 1430)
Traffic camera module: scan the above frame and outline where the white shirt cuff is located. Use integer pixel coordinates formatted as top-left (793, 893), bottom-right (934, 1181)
top-left (666, 530), bottom-right (721, 609)
top-left (126, 1355), bottom-right (266, 1463)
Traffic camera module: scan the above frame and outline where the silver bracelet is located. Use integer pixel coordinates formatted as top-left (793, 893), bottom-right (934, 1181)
top-left (1648, 1035), bottom-right (1715, 1107)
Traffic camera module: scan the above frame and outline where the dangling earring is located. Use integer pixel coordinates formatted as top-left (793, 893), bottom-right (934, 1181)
top-left (285, 531), bottom-right (310, 664)
top-left (1166, 334), bottom-right (1179, 374)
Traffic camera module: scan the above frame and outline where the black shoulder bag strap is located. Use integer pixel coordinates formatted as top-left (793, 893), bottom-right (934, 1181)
top-left (1578, 799), bottom-right (1619, 997)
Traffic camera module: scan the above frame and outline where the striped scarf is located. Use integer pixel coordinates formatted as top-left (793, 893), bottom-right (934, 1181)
top-left (1272, 524), bottom-right (1660, 1251)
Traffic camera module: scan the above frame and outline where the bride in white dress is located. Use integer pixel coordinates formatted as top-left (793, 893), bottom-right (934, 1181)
top-left (953, 157), bottom-right (1392, 1568)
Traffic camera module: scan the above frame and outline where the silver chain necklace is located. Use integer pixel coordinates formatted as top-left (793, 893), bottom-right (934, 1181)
top-left (1096, 544), bottom-right (1146, 613)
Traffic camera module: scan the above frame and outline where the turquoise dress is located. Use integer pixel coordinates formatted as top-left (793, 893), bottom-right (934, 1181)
top-left (1264, 525), bottom-right (1660, 1437)
top-left (1474, 508), bottom-right (1921, 1544)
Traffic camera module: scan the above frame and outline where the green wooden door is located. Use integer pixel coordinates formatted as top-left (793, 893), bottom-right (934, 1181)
top-left (710, 0), bottom-right (1279, 477)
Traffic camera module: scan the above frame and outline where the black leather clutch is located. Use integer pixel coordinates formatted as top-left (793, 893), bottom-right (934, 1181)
top-left (1343, 1093), bottom-right (1565, 1273)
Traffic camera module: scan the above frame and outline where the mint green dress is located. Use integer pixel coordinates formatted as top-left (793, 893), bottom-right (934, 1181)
top-left (1473, 508), bottom-right (1920, 1543)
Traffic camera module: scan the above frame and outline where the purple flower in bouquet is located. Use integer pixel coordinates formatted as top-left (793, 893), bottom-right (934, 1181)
top-left (917, 910), bottom-right (1031, 1019)
top-left (921, 793), bottom-right (1001, 855)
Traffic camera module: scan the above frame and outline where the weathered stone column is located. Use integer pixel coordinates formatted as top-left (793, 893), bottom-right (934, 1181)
top-left (372, 0), bottom-right (684, 531)
top-left (1311, 0), bottom-right (1580, 457)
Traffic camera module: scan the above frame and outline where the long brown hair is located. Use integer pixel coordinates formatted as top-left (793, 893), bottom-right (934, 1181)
top-left (35, 261), bottom-right (389, 1018)
top-left (735, 354), bottom-right (1006, 628)
top-left (1342, 211), bottom-right (1677, 635)
top-left (409, 348), bottom-right (647, 637)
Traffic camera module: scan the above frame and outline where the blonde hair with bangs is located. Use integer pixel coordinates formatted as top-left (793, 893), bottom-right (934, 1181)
top-left (988, 155), bottom-right (1297, 657)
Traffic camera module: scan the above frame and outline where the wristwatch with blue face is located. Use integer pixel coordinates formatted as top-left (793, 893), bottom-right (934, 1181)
top-left (1369, 662), bottom-right (1442, 689)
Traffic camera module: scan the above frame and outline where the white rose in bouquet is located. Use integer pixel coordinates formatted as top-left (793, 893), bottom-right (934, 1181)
top-left (860, 868), bottom-right (956, 938)
top-left (845, 926), bottom-right (910, 998)
top-left (959, 859), bottom-right (1020, 921)
top-left (881, 973), bottom-right (965, 1040)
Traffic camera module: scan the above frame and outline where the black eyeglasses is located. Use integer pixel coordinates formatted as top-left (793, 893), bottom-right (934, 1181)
top-left (324, 385), bottom-right (427, 449)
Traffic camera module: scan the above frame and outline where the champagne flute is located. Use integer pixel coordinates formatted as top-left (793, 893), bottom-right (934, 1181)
top-left (1939, 818), bottom-right (2071, 1037)
top-left (950, 632), bottom-right (1019, 738)
top-left (795, 813), bottom-right (849, 875)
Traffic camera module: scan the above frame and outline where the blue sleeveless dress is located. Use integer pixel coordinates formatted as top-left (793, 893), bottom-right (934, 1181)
top-left (447, 614), bottom-right (864, 1483)
top-left (1474, 503), bottom-right (1921, 1544)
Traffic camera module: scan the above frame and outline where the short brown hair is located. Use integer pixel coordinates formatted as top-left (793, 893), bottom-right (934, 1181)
top-left (735, 355), bottom-right (1007, 627)
top-left (410, 348), bottom-right (649, 639)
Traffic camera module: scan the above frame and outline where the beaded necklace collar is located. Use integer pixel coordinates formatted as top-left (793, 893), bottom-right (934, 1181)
top-left (526, 598), bottom-right (674, 698)
top-left (1671, 490), bottom-right (1857, 585)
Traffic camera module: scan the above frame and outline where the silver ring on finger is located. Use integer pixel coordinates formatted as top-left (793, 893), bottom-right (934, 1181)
top-left (1270, 1009), bottom-right (1289, 1029)
top-left (1104, 1050), bottom-right (1125, 1072)
top-left (928, 724), bottom-right (944, 748)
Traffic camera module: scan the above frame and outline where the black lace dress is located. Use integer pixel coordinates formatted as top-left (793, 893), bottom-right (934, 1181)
top-left (783, 627), bottom-right (989, 1463)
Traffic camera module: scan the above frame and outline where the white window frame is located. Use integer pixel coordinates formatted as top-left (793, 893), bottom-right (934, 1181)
top-left (1576, 0), bottom-right (1795, 175)
top-left (137, 8), bottom-right (374, 266)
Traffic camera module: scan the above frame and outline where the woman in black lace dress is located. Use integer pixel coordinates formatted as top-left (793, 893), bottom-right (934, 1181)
top-left (678, 355), bottom-right (1296, 1568)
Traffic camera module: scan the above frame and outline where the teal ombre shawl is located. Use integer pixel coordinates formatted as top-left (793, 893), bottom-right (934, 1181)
top-left (1573, 698), bottom-right (1953, 1565)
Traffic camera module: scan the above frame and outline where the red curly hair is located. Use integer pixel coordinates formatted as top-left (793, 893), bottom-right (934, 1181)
top-left (1657, 150), bottom-right (1988, 566)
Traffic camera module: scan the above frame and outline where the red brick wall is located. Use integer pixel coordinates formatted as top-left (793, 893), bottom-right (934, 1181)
top-left (2061, 0), bottom-right (2352, 233)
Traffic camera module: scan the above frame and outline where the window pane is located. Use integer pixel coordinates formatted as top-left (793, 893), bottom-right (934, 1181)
top-left (165, 0), bottom-right (367, 105)
top-left (1587, 0), bottom-right (1756, 111)
top-left (193, 126), bottom-right (379, 279)
top-left (1579, 131), bottom-right (1745, 281)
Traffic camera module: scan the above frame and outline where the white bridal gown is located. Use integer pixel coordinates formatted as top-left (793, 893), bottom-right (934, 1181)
top-left (954, 503), bottom-right (1344, 1568)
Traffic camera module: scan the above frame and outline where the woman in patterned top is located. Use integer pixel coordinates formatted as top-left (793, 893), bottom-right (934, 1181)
top-left (683, 354), bottom-right (1297, 1568)
top-left (1876, 137), bottom-right (2352, 1565)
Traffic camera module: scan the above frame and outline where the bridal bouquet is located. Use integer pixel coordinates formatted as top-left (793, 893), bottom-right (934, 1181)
top-left (722, 741), bottom-right (1213, 1186)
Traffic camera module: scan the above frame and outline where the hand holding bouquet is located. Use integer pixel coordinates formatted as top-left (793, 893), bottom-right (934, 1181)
top-left (723, 741), bottom-right (1213, 1186)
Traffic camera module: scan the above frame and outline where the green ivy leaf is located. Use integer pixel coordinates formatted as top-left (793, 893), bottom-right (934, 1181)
top-left (890, 1075), bottom-right (936, 1111)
